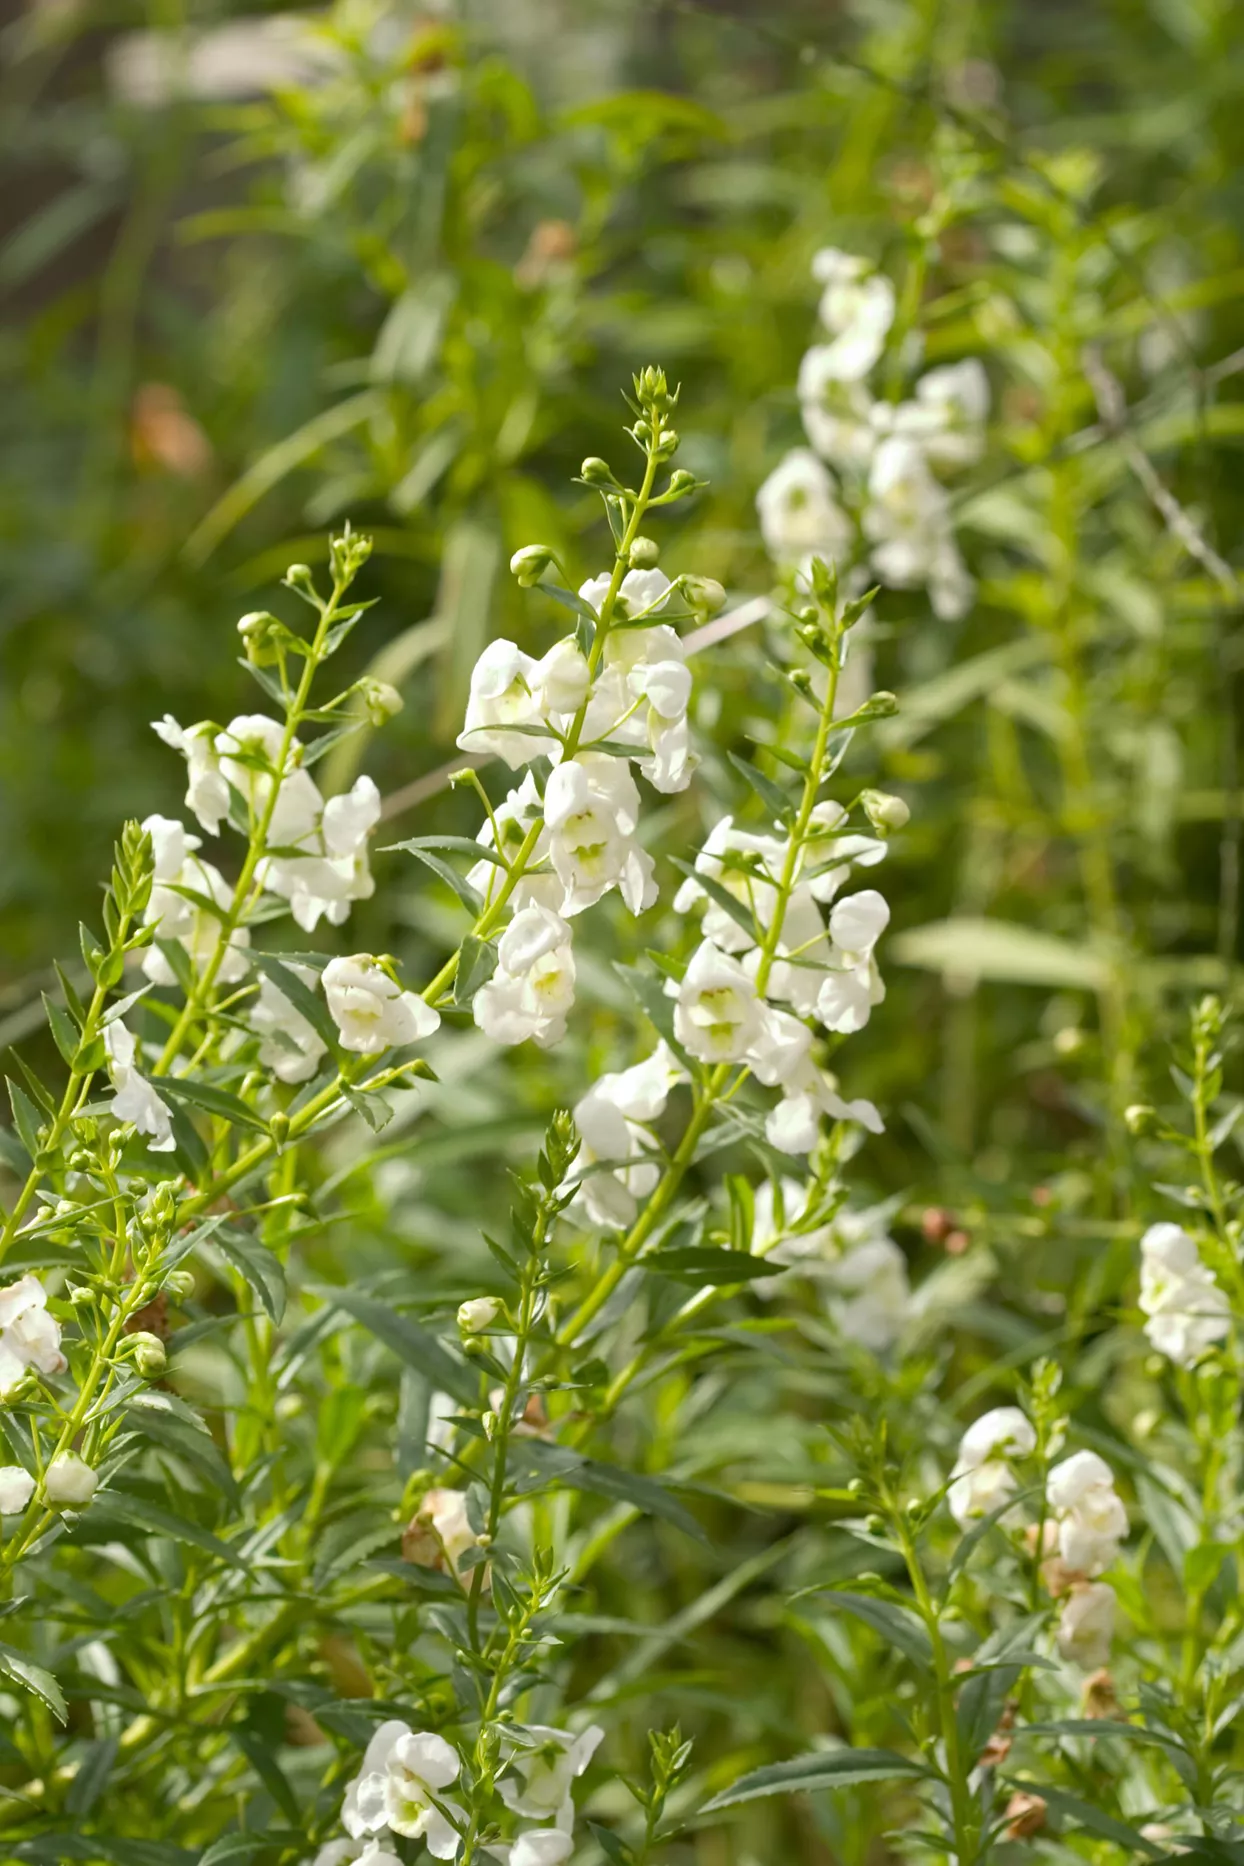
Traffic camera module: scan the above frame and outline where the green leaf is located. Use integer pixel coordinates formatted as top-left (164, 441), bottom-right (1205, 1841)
top-left (728, 751), bottom-right (793, 823)
top-left (814, 1590), bottom-right (933, 1668)
top-left (13, 1841), bottom-right (195, 1865)
top-left (642, 1247), bottom-right (777, 1285)
top-left (702, 1746), bottom-right (932, 1812)
top-left (87, 1493), bottom-right (249, 1571)
top-left (615, 963), bottom-right (692, 1070)
top-left (387, 834), bottom-right (505, 868)
top-left (42, 992), bottom-right (79, 1067)
top-left (6, 1078), bottom-right (41, 1162)
top-left (64, 1735), bottom-right (119, 1815)
top-left (668, 857), bottom-right (756, 941)
top-left (890, 917), bottom-right (1110, 990)
top-left (1020, 1719), bottom-right (1190, 1758)
top-left (511, 1439), bottom-right (707, 1543)
top-left (153, 1075), bottom-right (269, 1135)
top-left (1019, 1782), bottom-right (1166, 1857)
top-left (232, 1728), bottom-right (301, 1825)
top-left (455, 935), bottom-right (498, 1007)
top-left (209, 1227), bottom-right (287, 1324)
top-left (343, 1083), bottom-right (396, 1133)
top-left (249, 952), bottom-right (340, 1056)
top-left (948, 1485), bottom-right (1044, 1578)
top-left (308, 1284), bottom-right (478, 1405)
top-left (388, 840), bottom-right (484, 913)
top-left (0, 1643), bottom-right (67, 1722)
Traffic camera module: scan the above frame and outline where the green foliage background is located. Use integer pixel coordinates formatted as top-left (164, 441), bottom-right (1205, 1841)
top-left (3, 0), bottom-right (1244, 1859)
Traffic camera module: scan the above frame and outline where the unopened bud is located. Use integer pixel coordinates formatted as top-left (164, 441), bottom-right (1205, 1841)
top-left (164, 1269), bottom-right (196, 1302)
top-left (579, 457), bottom-right (616, 487)
top-left (269, 1111), bottom-right (291, 1149)
top-left (509, 543), bottom-right (557, 586)
top-left (69, 1284), bottom-right (95, 1307)
top-left (665, 469), bottom-right (698, 497)
top-left (282, 564), bottom-right (317, 598)
top-left (1124, 1103), bottom-right (1157, 1136)
top-left (482, 1409), bottom-right (500, 1441)
top-left (682, 575), bottom-right (726, 617)
top-left (629, 537), bottom-right (660, 569)
top-left (860, 789), bottom-right (911, 832)
top-left (237, 611), bottom-right (283, 666)
top-left (457, 1296), bottom-right (503, 1336)
top-left (358, 678), bottom-right (403, 726)
top-left (130, 1332), bottom-right (167, 1378)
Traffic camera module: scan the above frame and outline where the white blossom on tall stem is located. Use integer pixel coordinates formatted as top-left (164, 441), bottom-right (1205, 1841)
top-left (1056, 1581), bottom-right (1116, 1669)
top-left (810, 248), bottom-right (896, 380)
top-left (140, 813), bottom-right (251, 987)
top-left (103, 1019), bottom-right (175, 1152)
top-left (457, 640), bottom-right (554, 767)
top-left (260, 772), bottom-right (381, 931)
top-left (0, 1275), bottom-right (66, 1394)
top-left (571, 1044), bottom-right (685, 1229)
top-left (543, 756), bottom-right (656, 916)
top-left (817, 889), bottom-right (890, 1033)
top-left (474, 905), bottom-right (576, 1049)
top-left (1138, 1222), bottom-right (1230, 1367)
top-left (947, 1407), bottom-right (1036, 1528)
top-left (323, 955), bottom-right (439, 1054)
top-left (152, 715), bottom-right (230, 834)
top-left (341, 1723), bottom-right (463, 1856)
top-left (250, 964), bottom-right (327, 1083)
top-left (1046, 1451), bottom-right (1127, 1576)
top-left (756, 449), bottom-right (851, 568)
top-left (498, 1724), bottom-right (604, 1829)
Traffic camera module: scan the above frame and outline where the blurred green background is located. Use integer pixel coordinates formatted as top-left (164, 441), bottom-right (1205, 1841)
top-left (3, 0), bottom-right (1243, 1192)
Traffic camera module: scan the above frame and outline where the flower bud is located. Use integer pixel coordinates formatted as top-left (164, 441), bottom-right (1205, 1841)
top-left (509, 544), bottom-right (557, 586)
top-left (629, 537), bottom-right (660, 569)
top-left (860, 789), bottom-right (911, 832)
top-left (129, 1331), bottom-right (167, 1378)
top-left (665, 469), bottom-right (698, 497)
top-left (281, 564), bottom-right (317, 598)
top-left (358, 678), bottom-right (403, 725)
top-left (164, 1269), bottom-right (196, 1302)
top-left (579, 457), bottom-right (616, 486)
top-left (69, 1284), bottom-right (95, 1307)
top-left (45, 1453), bottom-right (98, 1510)
top-left (682, 575), bottom-right (726, 617)
top-left (457, 1296), bottom-right (503, 1336)
top-left (269, 1111), bottom-right (291, 1150)
top-left (482, 1409), bottom-right (500, 1441)
top-left (1124, 1103), bottom-right (1157, 1136)
top-left (236, 611), bottom-right (283, 666)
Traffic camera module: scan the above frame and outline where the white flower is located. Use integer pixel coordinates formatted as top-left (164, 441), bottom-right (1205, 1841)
top-left (863, 436), bottom-right (974, 620)
top-left (261, 774), bottom-right (381, 932)
top-left (45, 1452), bottom-right (98, 1509)
top-left (457, 640), bottom-right (551, 767)
top-left (140, 816), bottom-right (251, 988)
top-left (824, 1233), bottom-right (911, 1351)
top-left (152, 715), bottom-right (230, 834)
top-left (342, 1721), bottom-right (462, 1857)
top-left (0, 1275), bottom-right (67, 1395)
top-left (422, 1488), bottom-right (480, 1573)
top-left (908, 360), bottom-right (989, 469)
top-left (673, 817), bottom-right (784, 954)
top-left (756, 448), bottom-right (851, 567)
top-left (507, 1832), bottom-right (575, 1866)
top-left (531, 638), bottom-right (592, 718)
top-left (765, 1056), bottom-right (884, 1154)
top-left (457, 1297), bottom-right (503, 1335)
top-left (543, 756), bottom-right (656, 916)
top-left (251, 964), bottom-right (327, 1083)
top-left (578, 568), bottom-right (673, 621)
top-left (499, 1724), bottom-right (604, 1829)
top-left (817, 889), bottom-right (889, 1033)
top-left (0, 1467), bottom-right (34, 1514)
top-left (213, 712), bottom-right (291, 814)
top-left (323, 955), bottom-right (440, 1055)
top-left (1047, 1450), bottom-right (1127, 1576)
top-left (590, 624), bottom-right (696, 793)
top-left (810, 248), bottom-right (896, 380)
top-left (948, 1406), bottom-right (1036, 1530)
top-left (474, 904), bottom-right (576, 1049)
top-left (1057, 1581), bottom-right (1116, 1670)
top-left (103, 1020), bottom-right (175, 1153)
top-left (674, 941), bottom-right (766, 1064)
top-left (751, 1178), bottom-right (836, 1271)
top-left (1138, 1222), bottom-right (1230, 1367)
top-left (571, 1044), bottom-right (685, 1229)
top-left (798, 354), bottom-right (876, 468)
top-left (313, 1843), bottom-right (402, 1866)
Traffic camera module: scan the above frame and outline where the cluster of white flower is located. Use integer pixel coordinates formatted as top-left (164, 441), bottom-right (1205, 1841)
top-left (0, 1274), bottom-right (99, 1517)
top-left (458, 566), bottom-right (697, 1051)
top-left (571, 1043), bottom-right (685, 1229)
top-left (751, 1183), bottom-right (911, 1350)
top-left (672, 804), bottom-right (892, 1153)
top-left (757, 249), bottom-right (986, 619)
top-left (153, 712), bottom-right (380, 931)
top-left (304, 1718), bottom-right (601, 1866)
top-left (948, 1409), bottom-right (1128, 1674)
top-left (1138, 1221), bottom-right (1230, 1367)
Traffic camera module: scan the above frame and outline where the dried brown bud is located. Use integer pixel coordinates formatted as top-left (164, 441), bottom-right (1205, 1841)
top-left (921, 1207), bottom-right (955, 1245)
top-left (1005, 1792), bottom-right (1047, 1840)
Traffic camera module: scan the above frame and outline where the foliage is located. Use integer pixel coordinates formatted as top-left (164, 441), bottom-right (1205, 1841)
top-left (3, 2), bottom-right (1244, 1864)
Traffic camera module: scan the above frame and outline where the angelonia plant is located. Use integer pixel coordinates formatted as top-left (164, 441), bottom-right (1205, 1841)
top-left (0, 351), bottom-right (1240, 1866)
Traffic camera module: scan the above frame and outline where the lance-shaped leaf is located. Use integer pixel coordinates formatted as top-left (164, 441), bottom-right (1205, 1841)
top-left (511, 1439), bottom-right (707, 1543)
top-left (702, 1745), bottom-right (933, 1812)
top-left (153, 1075), bottom-right (269, 1135)
top-left (308, 1284), bottom-right (478, 1405)
top-left (0, 1642), bottom-right (67, 1722)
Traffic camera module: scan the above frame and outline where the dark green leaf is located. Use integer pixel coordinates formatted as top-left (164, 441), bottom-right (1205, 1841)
top-left (702, 1746), bottom-right (932, 1812)
top-left (64, 1735), bottom-right (119, 1815)
top-left (7, 1079), bottom-right (41, 1162)
top-left (668, 858), bottom-right (756, 941)
top-left (512, 1440), bottom-right (707, 1543)
top-left (1020, 1782), bottom-right (1166, 1856)
top-left (388, 841), bottom-right (484, 913)
top-left (728, 751), bottom-right (793, 823)
top-left (814, 1591), bottom-right (933, 1668)
top-left (455, 935), bottom-right (498, 1007)
top-left (153, 1075), bottom-right (269, 1135)
top-left (42, 992), bottom-right (79, 1067)
top-left (232, 1728), bottom-right (301, 1825)
top-left (210, 1228), bottom-right (287, 1324)
top-left (642, 1247), bottom-right (776, 1285)
top-left (308, 1284), bottom-right (478, 1405)
top-left (0, 1643), bottom-right (67, 1722)
top-left (87, 1493), bottom-right (249, 1571)
top-left (249, 952), bottom-right (341, 1056)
